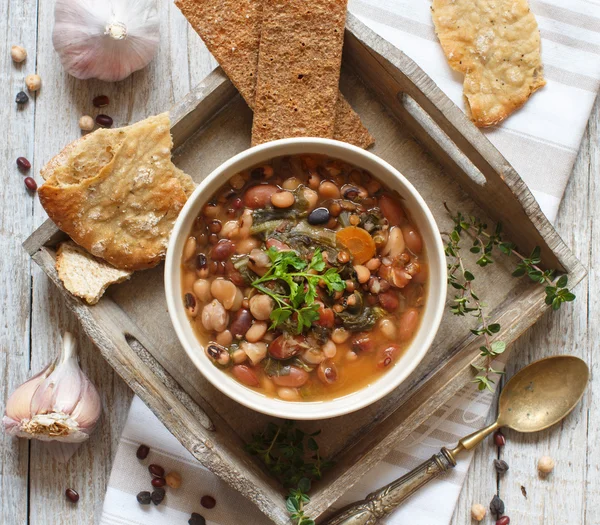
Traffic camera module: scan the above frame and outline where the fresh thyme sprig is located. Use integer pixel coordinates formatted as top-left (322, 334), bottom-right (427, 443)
top-left (251, 248), bottom-right (346, 333)
top-left (246, 421), bottom-right (333, 525)
top-left (443, 204), bottom-right (576, 391)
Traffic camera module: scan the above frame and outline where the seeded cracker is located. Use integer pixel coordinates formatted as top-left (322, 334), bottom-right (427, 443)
top-left (39, 113), bottom-right (195, 271)
top-left (251, 0), bottom-right (348, 145)
top-left (431, 0), bottom-right (545, 127)
top-left (175, 0), bottom-right (373, 148)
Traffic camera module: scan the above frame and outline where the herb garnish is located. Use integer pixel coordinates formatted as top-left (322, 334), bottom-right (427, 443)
top-left (246, 421), bottom-right (333, 525)
top-left (251, 248), bottom-right (346, 333)
top-left (444, 205), bottom-right (575, 391)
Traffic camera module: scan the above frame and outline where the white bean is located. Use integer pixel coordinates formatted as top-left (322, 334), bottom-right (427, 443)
top-left (379, 318), bottom-right (396, 340)
top-left (354, 265), bottom-right (371, 284)
top-left (323, 339), bottom-right (337, 358)
top-left (332, 328), bottom-right (350, 344)
top-left (232, 348), bottom-right (248, 364)
top-left (210, 279), bottom-right (238, 310)
top-left (277, 387), bottom-right (301, 401)
top-left (201, 300), bottom-right (229, 332)
top-left (236, 237), bottom-right (260, 254)
top-left (183, 236), bottom-right (197, 261)
top-left (383, 226), bottom-right (406, 258)
top-left (249, 294), bottom-right (274, 321)
top-left (240, 341), bottom-right (268, 365)
top-left (216, 330), bottom-right (233, 346)
top-left (245, 321), bottom-right (267, 343)
top-left (193, 279), bottom-right (212, 303)
top-left (230, 287), bottom-right (244, 312)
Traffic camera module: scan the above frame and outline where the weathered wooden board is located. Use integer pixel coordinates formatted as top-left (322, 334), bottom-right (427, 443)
top-left (23, 14), bottom-right (586, 525)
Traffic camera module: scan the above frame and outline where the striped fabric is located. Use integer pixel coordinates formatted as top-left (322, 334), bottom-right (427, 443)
top-left (101, 1), bottom-right (600, 523)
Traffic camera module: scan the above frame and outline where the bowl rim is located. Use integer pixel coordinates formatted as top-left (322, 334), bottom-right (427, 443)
top-left (165, 137), bottom-right (447, 420)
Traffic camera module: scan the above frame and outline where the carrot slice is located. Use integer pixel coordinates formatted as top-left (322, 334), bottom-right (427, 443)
top-left (336, 226), bottom-right (376, 264)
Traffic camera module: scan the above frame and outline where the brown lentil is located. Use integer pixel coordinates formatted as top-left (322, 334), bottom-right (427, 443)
top-left (65, 488), bottom-right (79, 503)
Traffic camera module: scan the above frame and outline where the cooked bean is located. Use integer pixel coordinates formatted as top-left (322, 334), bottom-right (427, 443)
top-left (243, 184), bottom-right (278, 208)
top-left (232, 365), bottom-right (260, 387)
top-left (323, 339), bottom-right (337, 358)
top-left (277, 387), bottom-right (301, 401)
top-left (379, 290), bottom-right (400, 311)
top-left (271, 190), bottom-right (295, 208)
top-left (352, 334), bottom-right (375, 353)
top-left (308, 207), bottom-right (330, 225)
top-left (249, 294), bottom-right (274, 321)
top-left (345, 350), bottom-right (358, 361)
top-left (249, 248), bottom-right (270, 268)
top-left (230, 287), bottom-right (244, 312)
top-left (318, 361), bottom-right (338, 384)
top-left (210, 279), bottom-right (238, 310)
top-left (184, 293), bottom-right (199, 317)
top-left (216, 330), bottom-right (233, 346)
top-left (282, 177), bottom-right (301, 190)
top-left (240, 341), bottom-right (268, 365)
top-left (331, 328), bottom-right (350, 344)
top-left (302, 347), bottom-right (325, 365)
top-left (402, 225), bottom-right (423, 254)
top-left (232, 348), bottom-right (247, 364)
top-left (382, 226), bottom-right (406, 258)
top-left (203, 203), bottom-right (222, 219)
top-left (379, 194), bottom-right (405, 224)
top-left (302, 188), bottom-right (318, 210)
top-left (318, 180), bottom-right (340, 199)
top-left (412, 263), bottom-right (428, 284)
top-left (307, 171), bottom-right (321, 189)
top-left (221, 220), bottom-right (239, 239)
top-left (205, 343), bottom-right (230, 366)
top-left (314, 303), bottom-right (334, 328)
top-left (354, 265), bottom-right (371, 284)
top-left (260, 375), bottom-right (276, 394)
top-left (236, 237), bottom-right (260, 254)
top-left (245, 321), bottom-right (267, 343)
top-left (377, 344), bottom-right (401, 368)
top-left (201, 300), bottom-right (229, 332)
top-left (266, 238), bottom-right (291, 251)
top-left (183, 236), bottom-right (197, 261)
top-left (379, 318), bottom-right (397, 339)
top-left (211, 240), bottom-right (235, 261)
top-left (398, 308), bottom-right (420, 341)
top-left (269, 335), bottom-right (304, 360)
top-left (272, 366), bottom-right (309, 387)
top-left (193, 279), bottom-right (212, 303)
top-left (230, 309), bottom-right (253, 338)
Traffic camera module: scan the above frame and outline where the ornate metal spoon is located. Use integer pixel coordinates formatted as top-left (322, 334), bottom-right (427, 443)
top-left (323, 355), bottom-right (589, 525)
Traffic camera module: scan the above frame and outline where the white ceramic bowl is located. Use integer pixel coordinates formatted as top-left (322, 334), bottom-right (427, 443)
top-left (165, 138), bottom-right (446, 420)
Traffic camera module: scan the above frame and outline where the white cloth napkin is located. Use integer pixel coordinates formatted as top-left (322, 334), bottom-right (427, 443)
top-left (101, 1), bottom-right (600, 523)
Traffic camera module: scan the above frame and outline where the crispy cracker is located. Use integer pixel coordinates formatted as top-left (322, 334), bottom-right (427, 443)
top-left (432, 0), bottom-right (545, 127)
top-left (56, 241), bottom-right (132, 305)
top-left (175, 0), bottom-right (373, 148)
top-left (251, 0), bottom-right (348, 145)
top-left (39, 113), bottom-right (195, 271)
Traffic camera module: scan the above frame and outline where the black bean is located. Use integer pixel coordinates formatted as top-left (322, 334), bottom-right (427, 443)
top-left (15, 91), bottom-right (28, 104)
top-left (148, 464), bottom-right (165, 477)
top-left (151, 487), bottom-right (165, 505)
top-left (308, 207), bottom-right (330, 225)
top-left (136, 444), bottom-right (150, 460)
top-left (200, 495), bottom-right (216, 509)
top-left (96, 114), bottom-right (113, 128)
top-left (136, 491), bottom-right (152, 505)
top-left (65, 488), bottom-right (79, 503)
top-left (493, 459), bottom-right (509, 475)
top-left (189, 513), bottom-right (206, 525)
top-left (16, 157), bottom-right (31, 171)
top-left (490, 495), bottom-right (505, 517)
top-left (93, 95), bottom-right (110, 107)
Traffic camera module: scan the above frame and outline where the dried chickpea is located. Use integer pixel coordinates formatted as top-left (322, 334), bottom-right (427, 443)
top-left (11, 45), bottom-right (27, 63)
top-left (537, 456), bottom-right (555, 474)
top-left (25, 74), bottom-right (41, 92)
top-left (79, 115), bottom-right (95, 131)
top-left (165, 471), bottom-right (182, 489)
top-left (470, 503), bottom-right (486, 521)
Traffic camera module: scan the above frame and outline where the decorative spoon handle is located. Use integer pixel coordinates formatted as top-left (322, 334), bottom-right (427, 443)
top-left (322, 448), bottom-right (456, 525)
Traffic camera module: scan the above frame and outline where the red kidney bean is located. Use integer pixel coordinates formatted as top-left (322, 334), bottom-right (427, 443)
top-left (318, 361), bottom-right (338, 384)
top-left (315, 302), bottom-right (334, 328)
top-left (65, 488), bottom-right (79, 503)
top-left (230, 309), bottom-right (253, 338)
top-left (272, 366), bottom-right (309, 387)
top-left (136, 444), bottom-right (150, 459)
top-left (494, 430), bottom-right (506, 447)
top-left (148, 464), bottom-right (165, 477)
top-left (243, 184), bottom-right (278, 209)
top-left (268, 335), bottom-right (305, 360)
top-left (377, 344), bottom-right (401, 368)
top-left (95, 114), bottom-right (113, 127)
top-left (402, 225), bottom-right (423, 254)
top-left (379, 194), bottom-right (405, 224)
top-left (378, 290), bottom-right (399, 311)
top-left (24, 177), bottom-right (37, 191)
top-left (201, 495), bottom-right (216, 509)
top-left (398, 308), bottom-right (420, 341)
top-left (231, 365), bottom-right (260, 387)
top-left (496, 517), bottom-right (510, 525)
top-left (352, 333), bottom-right (375, 353)
top-left (151, 477), bottom-right (166, 488)
top-left (266, 238), bottom-right (291, 251)
top-left (211, 239), bottom-right (235, 261)
top-left (16, 157), bottom-right (31, 171)
top-left (93, 95), bottom-right (110, 107)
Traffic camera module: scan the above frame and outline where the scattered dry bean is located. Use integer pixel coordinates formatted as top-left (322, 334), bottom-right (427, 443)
top-left (201, 495), bottom-right (216, 509)
top-left (151, 488), bottom-right (166, 505)
top-left (165, 471), bottom-right (182, 489)
top-left (65, 488), bottom-right (79, 503)
top-left (537, 455), bottom-right (555, 474)
top-left (93, 95), bottom-right (110, 107)
top-left (496, 517), bottom-right (510, 525)
top-left (151, 477), bottom-right (166, 488)
top-left (489, 495), bottom-right (505, 517)
top-left (16, 91), bottom-right (28, 104)
top-left (494, 430), bottom-right (506, 447)
top-left (24, 177), bottom-right (37, 191)
top-left (11, 45), bottom-right (27, 62)
top-left (136, 444), bottom-right (150, 460)
top-left (25, 74), bottom-right (41, 92)
top-left (16, 157), bottom-right (31, 171)
top-left (471, 503), bottom-right (486, 521)
top-left (189, 513), bottom-right (206, 525)
top-left (137, 491), bottom-right (152, 505)
top-left (493, 459), bottom-right (509, 475)
top-left (95, 114), bottom-right (113, 127)
top-left (79, 115), bottom-right (95, 131)
top-left (148, 464), bottom-right (165, 477)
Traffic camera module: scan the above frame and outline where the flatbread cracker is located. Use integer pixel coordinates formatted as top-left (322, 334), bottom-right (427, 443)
top-left (56, 241), bottom-right (132, 305)
top-left (38, 113), bottom-right (195, 271)
top-left (251, 0), bottom-right (348, 145)
top-left (175, 0), bottom-right (373, 148)
top-left (431, 0), bottom-right (545, 127)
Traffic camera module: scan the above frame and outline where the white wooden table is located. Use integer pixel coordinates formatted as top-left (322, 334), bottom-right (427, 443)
top-left (1, 1), bottom-right (597, 523)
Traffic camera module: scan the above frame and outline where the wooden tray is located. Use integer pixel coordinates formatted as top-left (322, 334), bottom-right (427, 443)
top-left (24, 14), bottom-right (585, 525)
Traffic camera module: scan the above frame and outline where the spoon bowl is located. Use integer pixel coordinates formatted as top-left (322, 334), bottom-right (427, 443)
top-left (498, 355), bottom-right (589, 432)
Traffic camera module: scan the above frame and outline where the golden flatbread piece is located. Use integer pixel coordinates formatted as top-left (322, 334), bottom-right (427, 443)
top-left (431, 0), bottom-right (546, 127)
top-left (251, 0), bottom-right (348, 145)
top-left (56, 241), bottom-right (132, 305)
top-left (39, 113), bottom-right (195, 271)
top-left (175, 0), bottom-right (373, 148)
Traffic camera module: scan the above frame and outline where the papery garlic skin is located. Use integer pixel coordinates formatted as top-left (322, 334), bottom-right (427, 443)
top-left (2, 333), bottom-right (102, 443)
top-left (53, 0), bottom-right (160, 82)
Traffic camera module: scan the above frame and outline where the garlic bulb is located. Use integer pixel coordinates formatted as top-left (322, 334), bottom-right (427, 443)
top-left (53, 0), bottom-right (160, 82)
top-left (2, 332), bottom-right (101, 443)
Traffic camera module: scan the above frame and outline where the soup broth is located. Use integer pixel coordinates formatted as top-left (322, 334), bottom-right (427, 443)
top-left (180, 154), bottom-right (427, 401)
